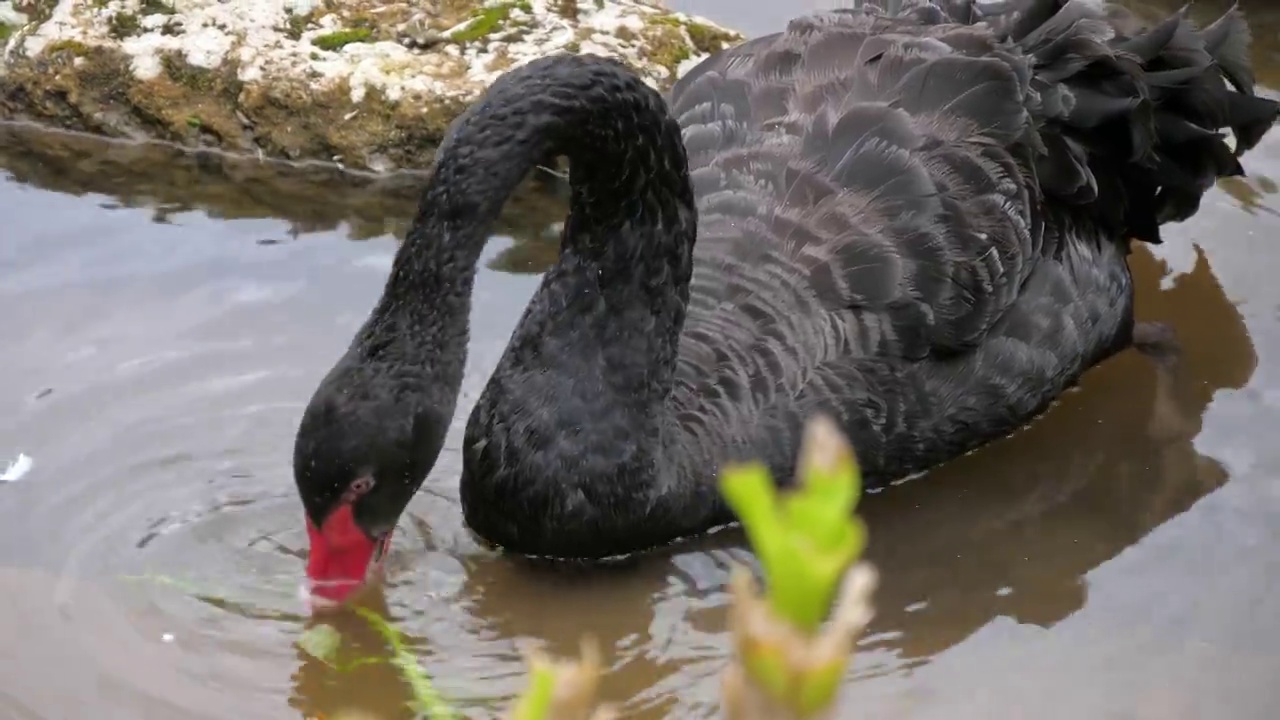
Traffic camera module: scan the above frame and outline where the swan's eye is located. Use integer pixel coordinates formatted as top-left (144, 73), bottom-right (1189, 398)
top-left (342, 475), bottom-right (376, 503)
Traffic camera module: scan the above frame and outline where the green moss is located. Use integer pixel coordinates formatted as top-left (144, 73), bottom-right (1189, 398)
top-left (0, 24), bottom-right (13, 43)
top-left (139, 0), bottom-right (176, 14)
top-left (450, 5), bottom-right (509, 42)
top-left (284, 11), bottom-right (312, 41)
top-left (639, 15), bottom-right (742, 81)
top-left (450, 1), bottom-right (532, 43)
top-left (106, 2), bottom-right (172, 37)
top-left (42, 39), bottom-right (91, 56)
top-left (663, 44), bottom-right (692, 67)
top-left (311, 27), bottom-right (373, 51)
top-left (684, 20), bottom-right (739, 55)
top-left (552, 0), bottom-right (577, 21)
top-left (644, 22), bottom-right (692, 75)
top-left (649, 15), bottom-right (740, 56)
top-left (107, 12), bottom-right (141, 39)
top-left (161, 53), bottom-right (218, 92)
top-left (118, 53), bottom-right (246, 147)
top-left (26, 0), bottom-right (60, 26)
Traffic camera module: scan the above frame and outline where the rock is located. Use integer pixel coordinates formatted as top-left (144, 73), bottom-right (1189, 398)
top-left (0, 0), bottom-right (743, 172)
top-left (0, 2), bottom-right (28, 30)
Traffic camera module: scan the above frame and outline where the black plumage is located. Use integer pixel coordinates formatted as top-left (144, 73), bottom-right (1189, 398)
top-left (293, 0), bottom-right (1278, 561)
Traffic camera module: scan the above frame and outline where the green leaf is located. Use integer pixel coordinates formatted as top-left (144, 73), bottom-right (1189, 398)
top-left (795, 657), bottom-right (849, 715)
top-left (740, 641), bottom-right (793, 705)
top-left (297, 624), bottom-right (342, 666)
top-left (718, 418), bottom-right (868, 633)
top-left (510, 661), bottom-right (558, 720)
top-left (121, 572), bottom-right (211, 595)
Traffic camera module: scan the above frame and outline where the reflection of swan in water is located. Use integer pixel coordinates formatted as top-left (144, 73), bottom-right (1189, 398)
top-left (858, 243), bottom-right (1255, 664)
top-left (287, 242), bottom-right (1255, 719)
top-left (1219, 174), bottom-right (1280, 219)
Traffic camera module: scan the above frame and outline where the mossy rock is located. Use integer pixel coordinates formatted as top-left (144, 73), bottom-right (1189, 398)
top-left (683, 19), bottom-right (740, 55)
top-left (450, 0), bottom-right (534, 43)
top-left (126, 53), bottom-right (248, 147)
top-left (312, 27), bottom-right (373, 52)
top-left (0, 0), bottom-right (745, 172)
top-left (0, 36), bottom-right (474, 173)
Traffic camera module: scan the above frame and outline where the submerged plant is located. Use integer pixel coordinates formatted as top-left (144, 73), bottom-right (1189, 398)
top-left (297, 611), bottom-right (457, 719)
top-left (356, 608), bottom-right (458, 719)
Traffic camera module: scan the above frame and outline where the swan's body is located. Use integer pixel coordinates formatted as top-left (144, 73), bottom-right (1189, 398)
top-left (294, 0), bottom-right (1278, 596)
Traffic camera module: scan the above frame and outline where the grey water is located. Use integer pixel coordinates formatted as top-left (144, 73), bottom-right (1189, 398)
top-left (2, 0), bottom-right (1280, 717)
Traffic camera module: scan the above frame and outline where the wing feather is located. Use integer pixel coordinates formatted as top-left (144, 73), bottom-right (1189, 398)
top-left (669, 8), bottom-right (1040, 426)
top-left (662, 0), bottom-right (1275, 480)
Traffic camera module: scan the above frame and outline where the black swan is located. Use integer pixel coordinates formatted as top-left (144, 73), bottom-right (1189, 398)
top-left (292, 0), bottom-right (1278, 603)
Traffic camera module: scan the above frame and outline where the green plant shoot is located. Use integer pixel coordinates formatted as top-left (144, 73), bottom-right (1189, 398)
top-left (508, 658), bottom-right (559, 720)
top-left (298, 623), bottom-right (343, 666)
top-left (718, 417), bottom-right (867, 634)
top-left (295, 612), bottom-right (458, 719)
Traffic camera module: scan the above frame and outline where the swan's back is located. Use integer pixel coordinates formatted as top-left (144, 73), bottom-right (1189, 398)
top-left (662, 0), bottom-right (1275, 480)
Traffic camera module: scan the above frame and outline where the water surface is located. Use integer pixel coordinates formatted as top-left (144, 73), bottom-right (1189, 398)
top-left (3, 1), bottom-right (1280, 718)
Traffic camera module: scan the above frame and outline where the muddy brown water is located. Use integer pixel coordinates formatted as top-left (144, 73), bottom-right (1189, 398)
top-left (3, 1), bottom-right (1280, 718)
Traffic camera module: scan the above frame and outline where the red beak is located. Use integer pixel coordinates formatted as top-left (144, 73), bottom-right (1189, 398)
top-left (304, 504), bottom-right (391, 608)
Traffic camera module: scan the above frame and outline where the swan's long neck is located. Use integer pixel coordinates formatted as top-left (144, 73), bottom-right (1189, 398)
top-left (454, 55), bottom-right (720, 558)
top-left (362, 55), bottom-right (695, 419)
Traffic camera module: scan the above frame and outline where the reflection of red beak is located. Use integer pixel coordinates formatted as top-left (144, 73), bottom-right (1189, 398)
top-left (304, 505), bottom-right (391, 609)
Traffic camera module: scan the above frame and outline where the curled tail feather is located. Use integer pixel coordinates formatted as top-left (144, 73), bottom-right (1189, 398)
top-left (864, 0), bottom-right (1279, 243)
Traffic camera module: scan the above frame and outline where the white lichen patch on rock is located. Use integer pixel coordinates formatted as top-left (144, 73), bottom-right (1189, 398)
top-left (0, 0), bottom-right (742, 169)
top-left (0, 1), bottom-right (30, 54)
top-left (0, 1), bottom-right (27, 28)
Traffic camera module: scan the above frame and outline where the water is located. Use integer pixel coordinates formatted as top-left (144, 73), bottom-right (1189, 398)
top-left (2, 0), bottom-right (1280, 717)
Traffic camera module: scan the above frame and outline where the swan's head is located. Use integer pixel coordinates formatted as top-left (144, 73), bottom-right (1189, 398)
top-left (292, 361), bottom-right (448, 609)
